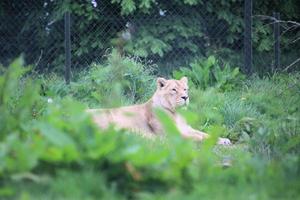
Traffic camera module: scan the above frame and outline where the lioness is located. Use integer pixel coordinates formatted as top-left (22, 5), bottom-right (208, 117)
top-left (87, 77), bottom-right (231, 145)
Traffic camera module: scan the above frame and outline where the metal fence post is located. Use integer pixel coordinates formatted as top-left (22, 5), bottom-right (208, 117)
top-left (244, 0), bottom-right (252, 74)
top-left (64, 11), bottom-right (71, 84)
top-left (273, 12), bottom-right (280, 71)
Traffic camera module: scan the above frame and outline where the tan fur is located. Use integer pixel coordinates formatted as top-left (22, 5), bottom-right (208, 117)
top-left (87, 77), bottom-right (231, 145)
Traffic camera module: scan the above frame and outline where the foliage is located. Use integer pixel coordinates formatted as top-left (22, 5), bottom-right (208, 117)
top-left (0, 58), bottom-right (300, 199)
top-left (173, 56), bottom-right (244, 91)
top-left (1, 0), bottom-right (299, 73)
top-left (40, 50), bottom-right (156, 107)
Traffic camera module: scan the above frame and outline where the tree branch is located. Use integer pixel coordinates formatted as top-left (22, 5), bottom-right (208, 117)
top-left (253, 14), bottom-right (300, 72)
top-left (283, 58), bottom-right (300, 72)
top-left (253, 15), bottom-right (300, 27)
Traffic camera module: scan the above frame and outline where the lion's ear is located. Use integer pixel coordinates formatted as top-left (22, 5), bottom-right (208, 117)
top-left (157, 77), bottom-right (167, 89)
top-left (180, 76), bottom-right (188, 84)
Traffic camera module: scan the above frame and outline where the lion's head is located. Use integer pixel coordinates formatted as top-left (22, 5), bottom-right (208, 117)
top-left (152, 77), bottom-right (189, 111)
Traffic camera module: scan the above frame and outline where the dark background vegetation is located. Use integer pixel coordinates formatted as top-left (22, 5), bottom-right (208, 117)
top-left (1, 0), bottom-right (299, 75)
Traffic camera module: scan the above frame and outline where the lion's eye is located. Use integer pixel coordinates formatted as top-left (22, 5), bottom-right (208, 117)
top-left (172, 88), bottom-right (177, 92)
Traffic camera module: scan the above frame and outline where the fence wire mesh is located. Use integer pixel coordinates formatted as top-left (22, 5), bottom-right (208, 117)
top-left (1, 0), bottom-right (245, 74)
top-left (251, 18), bottom-right (300, 73)
top-left (0, 1), bottom-right (65, 72)
top-left (252, 1), bottom-right (300, 73)
top-left (1, 0), bottom-right (299, 75)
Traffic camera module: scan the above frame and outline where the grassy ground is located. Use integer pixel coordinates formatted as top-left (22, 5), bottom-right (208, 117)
top-left (0, 55), bottom-right (299, 199)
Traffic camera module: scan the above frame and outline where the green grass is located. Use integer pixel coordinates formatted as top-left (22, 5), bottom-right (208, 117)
top-left (0, 55), bottom-right (299, 200)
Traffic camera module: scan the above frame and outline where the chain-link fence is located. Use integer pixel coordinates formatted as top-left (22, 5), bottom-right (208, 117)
top-left (247, 2), bottom-right (300, 74)
top-left (1, 0), bottom-right (299, 76)
top-left (71, 0), bottom-right (245, 74)
top-left (0, 1), bottom-right (65, 72)
top-left (252, 1), bottom-right (300, 73)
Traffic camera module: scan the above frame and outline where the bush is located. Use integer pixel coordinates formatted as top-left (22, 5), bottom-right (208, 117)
top-left (173, 56), bottom-right (244, 91)
top-left (0, 57), bottom-right (299, 199)
top-left (41, 50), bottom-right (156, 107)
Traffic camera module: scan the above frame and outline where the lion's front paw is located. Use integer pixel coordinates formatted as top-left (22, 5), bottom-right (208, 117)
top-left (217, 137), bottom-right (231, 145)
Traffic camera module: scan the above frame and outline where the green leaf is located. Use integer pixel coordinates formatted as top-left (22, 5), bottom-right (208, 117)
top-left (36, 122), bottom-right (75, 147)
top-left (206, 56), bottom-right (216, 67)
top-left (121, 0), bottom-right (136, 15)
top-left (172, 70), bottom-right (184, 80)
top-left (183, 0), bottom-right (202, 5)
top-left (139, 0), bottom-right (154, 9)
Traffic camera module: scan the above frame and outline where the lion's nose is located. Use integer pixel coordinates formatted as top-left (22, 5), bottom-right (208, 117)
top-left (181, 96), bottom-right (188, 101)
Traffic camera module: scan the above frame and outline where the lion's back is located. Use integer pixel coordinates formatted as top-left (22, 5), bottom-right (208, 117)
top-left (87, 104), bottom-right (154, 134)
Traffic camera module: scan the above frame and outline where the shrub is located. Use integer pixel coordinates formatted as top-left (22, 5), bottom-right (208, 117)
top-left (173, 56), bottom-right (244, 91)
top-left (41, 50), bottom-right (156, 107)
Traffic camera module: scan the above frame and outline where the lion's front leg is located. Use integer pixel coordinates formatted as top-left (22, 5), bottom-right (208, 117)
top-left (183, 127), bottom-right (209, 141)
top-left (217, 137), bottom-right (231, 145)
top-left (175, 114), bottom-right (231, 145)
top-left (183, 126), bottom-right (231, 145)
top-left (148, 117), bottom-right (164, 135)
